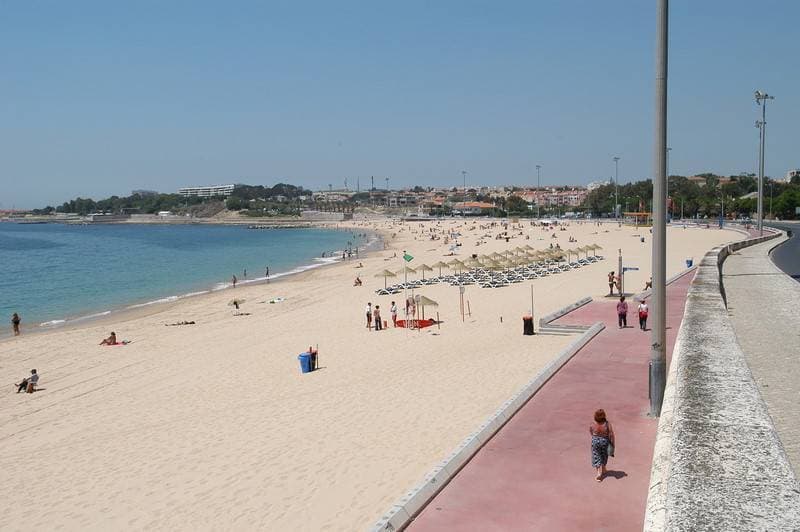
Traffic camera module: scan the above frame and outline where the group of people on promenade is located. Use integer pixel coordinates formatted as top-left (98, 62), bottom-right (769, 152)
top-left (615, 296), bottom-right (649, 330)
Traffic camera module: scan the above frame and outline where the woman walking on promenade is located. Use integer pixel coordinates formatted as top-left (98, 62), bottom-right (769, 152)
top-left (616, 296), bottom-right (628, 328)
top-left (638, 300), bottom-right (649, 331)
top-left (590, 409), bottom-right (615, 481)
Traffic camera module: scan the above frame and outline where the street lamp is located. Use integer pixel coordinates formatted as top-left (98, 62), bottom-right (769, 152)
top-left (461, 170), bottom-right (467, 194)
top-left (650, 0), bottom-right (668, 418)
top-left (613, 156), bottom-right (620, 219)
top-left (755, 90), bottom-right (775, 235)
top-left (536, 164), bottom-right (542, 218)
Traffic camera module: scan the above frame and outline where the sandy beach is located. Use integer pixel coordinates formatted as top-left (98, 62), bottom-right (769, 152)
top-left (0, 218), bottom-right (742, 530)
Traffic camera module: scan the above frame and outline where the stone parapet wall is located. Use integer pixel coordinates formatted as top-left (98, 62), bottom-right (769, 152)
top-left (645, 230), bottom-right (800, 531)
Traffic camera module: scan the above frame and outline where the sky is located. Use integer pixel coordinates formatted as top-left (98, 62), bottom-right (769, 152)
top-left (1, 1), bottom-right (798, 209)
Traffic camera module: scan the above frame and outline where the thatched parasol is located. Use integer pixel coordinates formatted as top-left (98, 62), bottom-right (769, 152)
top-left (374, 269), bottom-right (397, 289)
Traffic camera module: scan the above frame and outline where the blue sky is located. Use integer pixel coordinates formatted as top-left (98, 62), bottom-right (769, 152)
top-left (1, 1), bottom-right (798, 208)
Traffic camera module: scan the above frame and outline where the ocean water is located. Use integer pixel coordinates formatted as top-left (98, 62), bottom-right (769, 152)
top-left (0, 223), bottom-right (367, 331)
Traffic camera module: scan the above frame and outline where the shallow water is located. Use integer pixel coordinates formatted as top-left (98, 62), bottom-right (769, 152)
top-left (0, 223), bottom-right (365, 329)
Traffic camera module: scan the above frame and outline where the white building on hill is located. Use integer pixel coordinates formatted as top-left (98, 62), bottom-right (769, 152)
top-left (178, 184), bottom-right (235, 197)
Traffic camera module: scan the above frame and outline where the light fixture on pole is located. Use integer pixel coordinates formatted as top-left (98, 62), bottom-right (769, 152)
top-left (666, 147), bottom-right (672, 218)
top-left (613, 156), bottom-right (620, 219)
top-left (461, 170), bottom-right (467, 194)
top-left (649, 0), bottom-right (668, 418)
top-left (536, 164), bottom-right (542, 218)
top-left (755, 90), bottom-right (774, 236)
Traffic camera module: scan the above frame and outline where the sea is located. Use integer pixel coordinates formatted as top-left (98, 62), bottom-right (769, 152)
top-left (0, 222), bottom-right (369, 333)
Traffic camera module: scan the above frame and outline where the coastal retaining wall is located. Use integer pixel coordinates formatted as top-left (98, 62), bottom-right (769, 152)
top-left (371, 319), bottom-right (605, 531)
top-left (645, 230), bottom-right (800, 531)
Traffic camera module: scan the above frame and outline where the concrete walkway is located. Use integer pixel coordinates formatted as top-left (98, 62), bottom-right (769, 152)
top-left (723, 236), bottom-right (800, 476)
top-left (408, 271), bottom-right (695, 532)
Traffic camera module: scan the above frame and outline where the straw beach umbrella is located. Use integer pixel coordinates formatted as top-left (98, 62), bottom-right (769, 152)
top-left (447, 258), bottom-right (465, 272)
top-left (464, 257), bottom-right (482, 270)
top-left (396, 265), bottom-right (416, 285)
top-left (417, 263), bottom-right (434, 280)
top-left (414, 294), bottom-right (438, 320)
top-left (431, 261), bottom-right (449, 277)
top-left (374, 269), bottom-right (397, 289)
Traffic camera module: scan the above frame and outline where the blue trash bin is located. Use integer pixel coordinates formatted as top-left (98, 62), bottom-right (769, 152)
top-left (685, 259), bottom-right (693, 268)
top-left (298, 352), bottom-right (312, 374)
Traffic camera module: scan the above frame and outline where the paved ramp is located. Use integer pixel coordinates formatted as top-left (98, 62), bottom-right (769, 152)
top-left (408, 272), bottom-right (695, 531)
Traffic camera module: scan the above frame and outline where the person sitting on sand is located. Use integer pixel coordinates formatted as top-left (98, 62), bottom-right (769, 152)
top-left (100, 332), bottom-right (117, 345)
top-left (16, 369), bottom-right (38, 393)
top-left (353, 276), bottom-right (362, 286)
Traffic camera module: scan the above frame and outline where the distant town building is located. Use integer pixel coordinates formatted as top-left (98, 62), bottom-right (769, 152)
top-left (587, 180), bottom-right (610, 191)
top-left (453, 201), bottom-right (495, 215)
top-left (688, 175), bottom-right (732, 187)
top-left (786, 169), bottom-right (800, 182)
top-left (178, 184), bottom-right (235, 198)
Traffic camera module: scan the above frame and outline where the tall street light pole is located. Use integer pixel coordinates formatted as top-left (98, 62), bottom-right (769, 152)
top-left (462, 170), bottom-right (467, 195)
top-left (650, 0), bottom-right (668, 418)
top-left (536, 164), bottom-right (542, 218)
top-left (613, 156), bottom-right (620, 219)
top-left (755, 90), bottom-right (774, 236)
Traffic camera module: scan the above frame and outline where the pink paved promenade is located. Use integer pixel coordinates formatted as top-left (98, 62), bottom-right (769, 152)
top-left (408, 271), bottom-right (696, 532)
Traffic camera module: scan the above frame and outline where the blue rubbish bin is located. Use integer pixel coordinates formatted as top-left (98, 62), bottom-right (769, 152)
top-left (298, 352), bottom-right (312, 374)
top-left (685, 259), bottom-right (693, 268)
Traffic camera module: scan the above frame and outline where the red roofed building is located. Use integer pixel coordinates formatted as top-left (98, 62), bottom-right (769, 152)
top-left (453, 201), bottom-right (495, 215)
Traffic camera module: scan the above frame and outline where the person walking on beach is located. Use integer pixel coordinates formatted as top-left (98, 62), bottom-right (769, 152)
top-left (616, 296), bottom-right (628, 328)
top-left (11, 313), bottom-right (21, 336)
top-left (243, 268), bottom-right (247, 279)
top-left (590, 409), bottom-right (615, 481)
top-left (608, 272), bottom-right (615, 296)
top-left (390, 301), bottom-right (398, 327)
top-left (365, 302), bottom-right (373, 329)
top-left (638, 300), bottom-right (649, 330)
top-left (232, 274), bottom-right (237, 288)
top-left (265, 266), bottom-right (270, 283)
top-left (374, 305), bottom-right (382, 331)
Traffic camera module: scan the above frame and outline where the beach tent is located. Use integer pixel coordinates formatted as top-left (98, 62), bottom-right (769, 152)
top-left (374, 269), bottom-right (397, 289)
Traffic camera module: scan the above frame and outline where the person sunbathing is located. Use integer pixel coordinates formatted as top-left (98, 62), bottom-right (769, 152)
top-left (100, 332), bottom-right (117, 345)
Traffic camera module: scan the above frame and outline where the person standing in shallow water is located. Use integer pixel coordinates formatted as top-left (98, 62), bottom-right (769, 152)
top-left (590, 409), bottom-right (615, 481)
top-left (11, 313), bottom-right (21, 336)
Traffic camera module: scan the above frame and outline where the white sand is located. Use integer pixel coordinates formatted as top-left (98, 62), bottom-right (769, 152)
top-left (0, 219), bottom-right (742, 530)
